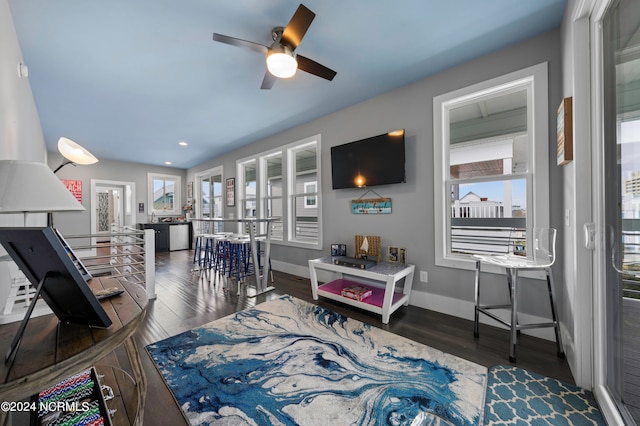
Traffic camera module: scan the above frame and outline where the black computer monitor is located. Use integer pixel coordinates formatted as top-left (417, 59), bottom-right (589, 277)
top-left (0, 227), bottom-right (112, 364)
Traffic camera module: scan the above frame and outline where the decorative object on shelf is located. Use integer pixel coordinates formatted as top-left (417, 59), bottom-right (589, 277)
top-left (388, 246), bottom-right (406, 264)
top-left (355, 235), bottom-right (381, 261)
top-left (341, 285), bottom-right (373, 301)
top-left (351, 189), bottom-right (391, 214)
top-left (360, 237), bottom-right (369, 258)
top-left (333, 256), bottom-right (376, 269)
top-left (557, 96), bottom-right (573, 165)
top-left (330, 243), bottom-right (347, 257)
top-left (226, 177), bottom-right (235, 207)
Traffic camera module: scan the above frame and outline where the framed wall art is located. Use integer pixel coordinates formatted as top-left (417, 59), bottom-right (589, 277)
top-left (351, 198), bottom-right (391, 214)
top-left (187, 181), bottom-right (193, 199)
top-left (557, 96), bottom-right (573, 165)
top-left (226, 178), bottom-right (235, 207)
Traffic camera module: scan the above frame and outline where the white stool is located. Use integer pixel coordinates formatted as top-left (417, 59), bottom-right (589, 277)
top-left (473, 227), bottom-right (564, 362)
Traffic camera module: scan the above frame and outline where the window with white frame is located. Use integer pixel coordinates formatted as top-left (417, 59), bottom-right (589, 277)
top-left (289, 142), bottom-right (319, 243)
top-left (236, 135), bottom-right (321, 248)
top-left (433, 63), bottom-right (549, 270)
top-left (148, 173), bottom-right (182, 215)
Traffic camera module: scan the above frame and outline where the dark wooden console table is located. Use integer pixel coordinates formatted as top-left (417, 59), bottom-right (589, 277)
top-left (0, 277), bottom-right (148, 425)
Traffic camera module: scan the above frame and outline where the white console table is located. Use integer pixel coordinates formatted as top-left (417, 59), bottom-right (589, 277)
top-left (308, 256), bottom-right (415, 324)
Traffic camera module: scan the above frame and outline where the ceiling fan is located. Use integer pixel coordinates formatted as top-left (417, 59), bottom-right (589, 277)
top-left (212, 4), bottom-right (337, 90)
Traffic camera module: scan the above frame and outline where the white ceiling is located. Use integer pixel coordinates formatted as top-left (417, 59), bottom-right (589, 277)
top-left (9, 0), bottom-right (566, 168)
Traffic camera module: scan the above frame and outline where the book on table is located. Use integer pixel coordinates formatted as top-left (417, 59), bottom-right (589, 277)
top-left (341, 285), bottom-right (373, 301)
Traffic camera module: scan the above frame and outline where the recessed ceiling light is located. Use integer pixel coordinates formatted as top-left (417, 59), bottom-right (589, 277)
top-left (165, 161), bottom-right (172, 165)
top-left (178, 141), bottom-right (188, 146)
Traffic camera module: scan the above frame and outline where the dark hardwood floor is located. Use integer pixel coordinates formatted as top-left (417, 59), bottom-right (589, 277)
top-left (116, 250), bottom-right (574, 425)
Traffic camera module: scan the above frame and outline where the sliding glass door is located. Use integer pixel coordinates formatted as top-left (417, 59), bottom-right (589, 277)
top-left (600, 0), bottom-right (640, 422)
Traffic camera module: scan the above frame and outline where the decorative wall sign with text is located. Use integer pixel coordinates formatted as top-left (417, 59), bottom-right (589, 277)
top-left (62, 179), bottom-right (82, 203)
top-left (351, 198), bottom-right (391, 214)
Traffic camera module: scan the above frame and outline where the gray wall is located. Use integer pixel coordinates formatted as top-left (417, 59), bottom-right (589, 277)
top-left (189, 29), bottom-right (563, 320)
top-left (47, 152), bottom-right (187, 236)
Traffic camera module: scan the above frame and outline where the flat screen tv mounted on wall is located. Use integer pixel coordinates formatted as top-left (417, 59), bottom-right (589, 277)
top-left (0, 227), bottom-right (112, 365)
top-left (331, 129), bottom-right (406, 189)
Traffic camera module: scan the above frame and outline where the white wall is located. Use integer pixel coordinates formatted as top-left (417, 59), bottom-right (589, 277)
top-left (559, 0), bottom-right (597, 389)
top-left (0, 0), bottom-right (45, 162)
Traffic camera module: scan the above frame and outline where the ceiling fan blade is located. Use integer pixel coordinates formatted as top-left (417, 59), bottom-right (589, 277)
top-left (296, 55), bottom-right (337, 81)
top-left (260, 71), bottom-right (277, 90)
top-left (281, 4), bottom-right (315, 50)
top-left (212, 33), bottom-right (268, 54)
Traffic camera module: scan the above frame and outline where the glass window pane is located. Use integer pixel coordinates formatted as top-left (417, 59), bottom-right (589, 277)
top-left (153, 178), bottom-right (176, 211)
top-left (265, 198), bottom-right (283, 240)
top-left (266, 153), bottom-right (283, 198)
top-left (449, 135), bottom-right (528, 179)
top-left (242, 161), bottom-right (256, 219)
top-left (201, 179), bottom-right (211, 218)
top-left (451, 179), bottom-right (526, 218)
top-left (304, 181), bottom-right (317, 208)
top-left (291, 143), bottom-right (318, 243)
top-left (295, 148), bottom-right (316, 174)
top-left (293, 194), bottom-right (318, 241)
top-left (449, 179), bottom-right (526, 255)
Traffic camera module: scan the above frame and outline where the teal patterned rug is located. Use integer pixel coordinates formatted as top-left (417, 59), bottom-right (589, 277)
top-left (484, 365), bottom-right (605, 425)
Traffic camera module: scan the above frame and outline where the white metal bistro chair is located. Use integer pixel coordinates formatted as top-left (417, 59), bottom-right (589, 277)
top-left (473, 227), bottom-right (564, 362)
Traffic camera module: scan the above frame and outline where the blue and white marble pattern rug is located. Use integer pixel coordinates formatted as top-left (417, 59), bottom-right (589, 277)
top-left (146, 295), bottom-right (487, 426)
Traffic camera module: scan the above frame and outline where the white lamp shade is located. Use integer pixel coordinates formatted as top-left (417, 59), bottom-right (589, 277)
top-left (58, 137), bottom-right (98, 165)
top-left (0, 160), bottom-right (85, 213)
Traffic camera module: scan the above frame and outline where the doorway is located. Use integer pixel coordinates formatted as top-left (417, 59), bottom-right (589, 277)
top-left (96, 187), bottom-right (123, 234)
top-left (90, 179), bottom-right (136, 240)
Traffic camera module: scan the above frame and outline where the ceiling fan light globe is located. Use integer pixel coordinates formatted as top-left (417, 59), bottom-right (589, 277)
top-left (267, 52), bottom-right (297, 78)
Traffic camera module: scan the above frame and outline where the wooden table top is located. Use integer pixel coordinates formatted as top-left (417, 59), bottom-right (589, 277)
top-left (0, 277), bottom-right (147, 401)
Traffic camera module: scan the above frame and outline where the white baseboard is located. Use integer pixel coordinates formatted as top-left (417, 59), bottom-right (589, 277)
top-left (409, 291), bottom-right (556, 341)
top-left (273, 259), bottom-right (556, 341)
